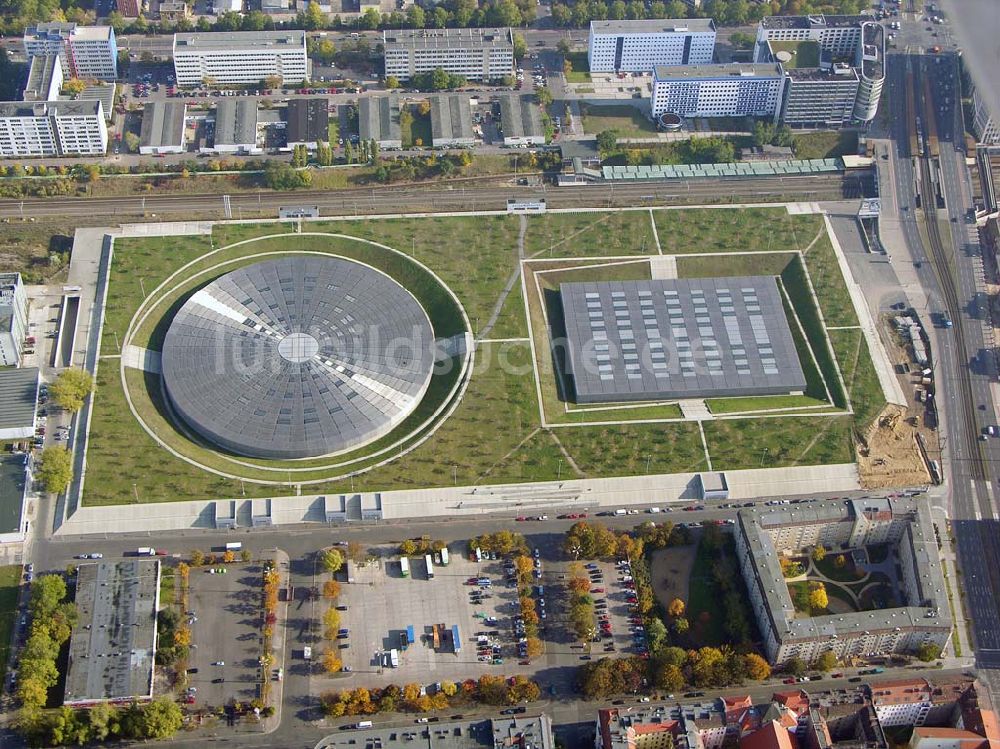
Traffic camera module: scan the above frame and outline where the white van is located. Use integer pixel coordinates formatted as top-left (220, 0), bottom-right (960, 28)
top-left (356, 721), bottom-right (373, 729)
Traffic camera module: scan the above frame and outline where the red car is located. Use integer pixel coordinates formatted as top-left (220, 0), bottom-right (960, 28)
top-left (516, 516), bottom-right (528, 521)
top-left (783, 678), bottom-right (797, 684)
top-left (591, 587), bottom-right (605, 593)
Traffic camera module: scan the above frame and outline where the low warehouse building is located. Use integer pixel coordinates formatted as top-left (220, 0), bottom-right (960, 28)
top-left (358, 95), bottom-right (402, 149)
top-left (0, 454), bottom-right (29, 544)
top-left (64, 559), bottom-right (160, 706)
top-left (285, 98), bottom-right (327, 150)
top-left (139, 101), bottom-right (186, 155)
top-left (212, 98), bottom-right (260, 154)
top-left (430, 94), bottom-right (475, 148)
top-left (0, 366), bottom-right (39, 439)
top-left (499, 93), bottom-right (545, 146)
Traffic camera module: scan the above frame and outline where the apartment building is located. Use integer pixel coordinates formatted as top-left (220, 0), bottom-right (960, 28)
top-left (23, 23), bottom-right (118, 81)
top-left (383, 27), bottom-right (514, 82)
top-left (587, 19), bottom-right (716, 73)
top-left (50, 100), bottom-right (108, 155)
top-left (735, 498), bottom-right (952, 665)
top-left (172, 31), bottom-right (309, 87)
top-left (754, 15), bottom-right (866, 58)
top-left (651, 63), bottom-right (784, 119)
top-left (22, 54), bottom-right (62, 103)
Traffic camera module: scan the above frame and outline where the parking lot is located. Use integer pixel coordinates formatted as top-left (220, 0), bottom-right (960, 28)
top-left (186, 561), bottom-right (266, 709)
top-left (325, 548), bottom-right (544, 690)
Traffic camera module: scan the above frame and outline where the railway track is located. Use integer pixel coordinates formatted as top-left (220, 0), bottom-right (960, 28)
top-left (911, 58), bottom-right (988, 481)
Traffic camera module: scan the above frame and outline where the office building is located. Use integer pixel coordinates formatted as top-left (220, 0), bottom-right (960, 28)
top-left (0, 274), bottom-right (28, 368)
top-left (320, 715), bottom-right (554, 749)
top-left (172, 31), bottom-right (309, 87)
top-left (64, 560), bottom-right (160, 706)
top-left (212, 98), bottom-right (260, 154)
top-left (651, 63), bottom-right (784, 119)
top-left (23, 23), bottom-right (118, 81)
top-left (383, 27), bottom-right (514, 82)
top-left (0, 100), bottom-right (106, 157)
top-left (158, 1), bottom-right (189, 21)
top-left (499, 93), bottom-right (546, 146)
top-left (587, 19), bottom-right (716, 73)
top-left (358, 96), bottom-right (402, 149)
top-left (430, 94), bottom-right (475, 148)
top-left (560, 277), bottom-right (806, 404)
top-left (973, 89), bottom-right (1000, 145)
top-left (754, 15), bottom-right (884, 125)
top-left (735, 498), bottom-right (952, 665)
top-left (285, 98), bottom-right (327, 149)
top-left (781, 66), bottom-right (859, 127)
top-left (22, 54), bottom-right (62, 102)
top-left (139, 101), bottom-right (186, 155)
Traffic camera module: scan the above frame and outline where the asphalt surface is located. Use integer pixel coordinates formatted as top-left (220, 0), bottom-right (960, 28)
top-left (0, 173), bottom-right (865, 221)
top-left (885, 49), bottom-right (1000, 674)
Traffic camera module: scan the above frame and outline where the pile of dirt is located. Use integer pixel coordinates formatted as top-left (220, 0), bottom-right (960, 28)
top-left (857, 404), bottom-right (932, 489)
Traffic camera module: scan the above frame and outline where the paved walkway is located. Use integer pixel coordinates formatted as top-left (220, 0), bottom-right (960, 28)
top-left (122, 345), bottom-right (161, 373)
top-left (55, 463), bottom-right (861, 536)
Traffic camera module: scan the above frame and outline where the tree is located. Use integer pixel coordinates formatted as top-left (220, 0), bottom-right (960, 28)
top-left (347, 541), bottom-right (365, 564)
top-left (399, 539), bottom-right (418, 555)
top-left (406, 4), bottom-right (425, 28)
top-left (222, 550), bottom-right (235, 563)
top-left (190, 549), bottom-right (204, 566)
top-left (557, 37), bottom-right (571, 55)
top-left (917, 643), bottom-right (942, 662)
top-left (672, 617), bottom-right (689, 634)
top-left (813, 651), bottom-right (837, 672)
top-left (322, 649), bottom-right (343, 673)
top-left (124, 131), bottom-right (140, 152)
top-left (646, 618), bottom-right (668, 653)
top-left (385, 75), bottom-right (401, 89)
top-left (323, 607), bottom-right (341, 638)
top-left (134, 698), bottom-right (183, 740)
top-left (596, 129), bottom-right (619, 154)
top-left (50, 368), bottom-right (94, 412)
top-left (17, 676), bottom-right (48, 710)
top-left (431, 67), bottom-right (451, 91)
top-left (744, 653), bottom-right (771, 681)
top-left (535, 87), bottom-right (553, 107)
top-left (811, 546), bottom-right (826, 562)
top-left (240, 549), bottom-right (251, 563)
top-left (667, 598), bottom-right (686, 618)
top-left (263, 160), bottom-right (309, 190)
top-left (808, 582), bottom-right (828, 612)
top-left (785, 656), bottom-right (807, 677)
top-left (834, 554), bottom-right (847, 569)
top-left (563, 58), bottom-right (573, 76)
top-left (323, 580), bottom-right (342, 599)
top-left (299, 0), bottom-right (327, 30)
top-left (31, 574), bottom-right (67, 614)
top-left (320, 548), bottom-right (344, 573)
top-left (524, 637), bottom-right (543, 657)
top-left (656, 663), bottom-right (684, 692)
top-left (37, 446), bottom-right (73, 494)
top-left (62, 78), bottom-right (87, 96)
top-left (513, 33), bottom-right (527, 61)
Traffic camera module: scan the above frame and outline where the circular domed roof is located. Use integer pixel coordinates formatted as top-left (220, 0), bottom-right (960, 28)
top-left (161, 256), bottom-right (435, 459)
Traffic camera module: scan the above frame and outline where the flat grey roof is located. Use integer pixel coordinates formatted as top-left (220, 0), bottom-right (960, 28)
top-left (785, 65), bottom-right (859, 81)
top-left (64, 560), bottom-right (159, 705)
top-left (317, 714), bottom-right (553, 749)
top-left (73, 83), bottom-right (115, 121)
top-left (589, 19), bottom-right (716, 34)
top-left (285, 98), bottom-right (327, 144)
top-left (358, 96), bottom-right (401, 144)
top-left (140, 101), bottom-right (186, 149)
top-left (499, 93), bottom-right (544, 139)
top-left (174, 30), bottom-right (305, 51)
top-left (560, 277), bottom-right (806, 403)
top-left (0, 367), bottom-right (39, 436)
top-left (0, 454), bottom-right (27, 535)
top-left (24, 54), bottom-right (59, 100)
top-left (161, 256), bottom-right (436, 459)
top-left (48, 99), bottom-right (102, 117)
top-left (430, 94), bottom-right (474, 143)
top-left (215, 98), bottom-right (257, 147)
top-left (383, 27), bottom-right (513, 50)
top-left (654, 62), bottom-right (784, 81)
top-left (0, 102), bottom-right (47, 118)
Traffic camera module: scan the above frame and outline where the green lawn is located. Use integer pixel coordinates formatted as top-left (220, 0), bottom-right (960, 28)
top-left (580, 104), bottom-right (657, 137)
top-left (328, 118), bottom-right (339, 144)
top-left (654, 207), bottom-right (823, 254)
top-left (0, 565), bottom-right (22, 672)
top-left (707, 394), bottom-right (831, 414)
top-left (829, 328), bottom-right (886, 429)
top-left (814, 553), bottom-right (866, 583)
top-left (523, 211), bottom-right (658, 257)
top-left (792, 130), bottom-right (859, 160)
top-left (768, 40), bottom-right (820, 69)
top-left (686, 539), bottom-right (726, 646)
top-left (564, 52), bottom-right (590, 83)
top-left (801, 231), bottom-right (860, 328)
top-left (704, 415), bottom-right (855, 470)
